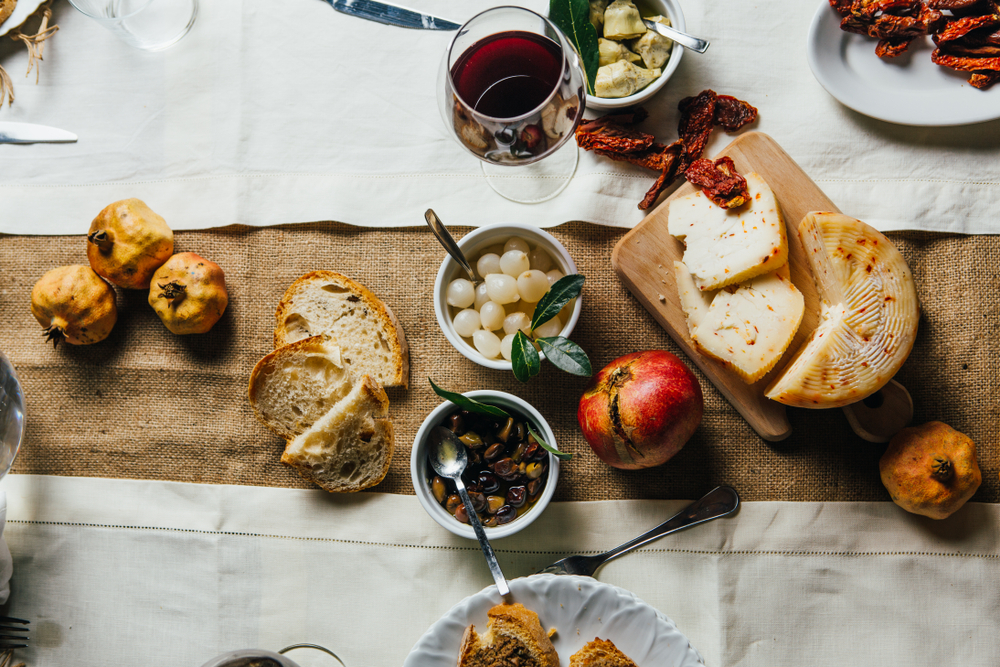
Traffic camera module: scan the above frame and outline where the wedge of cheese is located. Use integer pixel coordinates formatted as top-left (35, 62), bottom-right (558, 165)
top-left (675, 261), bottom-right (804, 384)
top-left (668, 172), bottom-right (787, 292)
top-left (765, 212), bottom-right (919, 408)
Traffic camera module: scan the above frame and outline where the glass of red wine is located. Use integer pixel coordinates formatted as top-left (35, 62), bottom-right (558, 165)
top-left (439, 6), bottom-right (587, 203)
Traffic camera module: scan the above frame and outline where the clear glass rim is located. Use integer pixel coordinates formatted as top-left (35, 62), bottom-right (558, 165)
top-left (446, 5), bottom-right (572, 125)
top-left (67, 0), bottom-right (157, 22)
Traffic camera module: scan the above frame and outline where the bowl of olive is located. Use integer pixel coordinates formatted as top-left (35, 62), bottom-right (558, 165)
top-left (411, 390), bottom-right (560, 540)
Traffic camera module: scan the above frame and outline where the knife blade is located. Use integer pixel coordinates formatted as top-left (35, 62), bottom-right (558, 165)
top-left (0, 122), bottom-right (78, 144)
top-left (323, 0), bottom-right (460, 30)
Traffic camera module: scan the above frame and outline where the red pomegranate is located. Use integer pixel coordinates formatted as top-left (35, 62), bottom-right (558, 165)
top-left (578, 350), bottom-right (703, 470)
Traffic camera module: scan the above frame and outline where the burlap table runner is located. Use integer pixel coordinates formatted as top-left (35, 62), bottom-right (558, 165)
top-left (0, 223), bottom-right (996, 502)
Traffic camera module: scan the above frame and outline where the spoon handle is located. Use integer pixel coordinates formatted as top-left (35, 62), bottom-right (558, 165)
top-left (642, 19), bottom-right (710, 54)
top-left (425, 209), bottom-right (477, 282)
top-left (454, 476), bottom-right (511, 598)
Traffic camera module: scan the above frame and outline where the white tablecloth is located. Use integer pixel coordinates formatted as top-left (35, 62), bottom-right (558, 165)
top-left (0, 474), bottom-right (997, 667)
top-left (1, 1), bottom-right (999, 235)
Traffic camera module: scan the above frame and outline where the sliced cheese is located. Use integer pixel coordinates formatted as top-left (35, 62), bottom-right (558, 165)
top-left (675, 261), bottom-right (804, 384)
top-left (668, 172), bottom-right (787, 292)
top-left (765, 212), bottom-right (919, 408)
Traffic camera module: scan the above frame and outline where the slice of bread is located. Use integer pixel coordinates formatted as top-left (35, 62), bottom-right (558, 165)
top-left (569, 639), bottom-right (639, 667)
top-left (458, 603), bottom-right (559, 667)
top-left (274, 271), bottom-right (409, 388)
top-left (248, 336), bottom-right (355, 440)
top-left (281, 376), bottom-right (393, 493)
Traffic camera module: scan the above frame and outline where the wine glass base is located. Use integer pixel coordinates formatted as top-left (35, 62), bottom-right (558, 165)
top-left (481, 142), bottom-right (579, 204)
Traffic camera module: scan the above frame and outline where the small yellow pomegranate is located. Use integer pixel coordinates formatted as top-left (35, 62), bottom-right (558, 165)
top-left (879, 421), bottom-right (981, 519)
top-left (31, 266), bottom-right (118, 346)
top-left (87, 198), bottom-right (174, 289)
top-left (148, 252), bottom-right (228, 335)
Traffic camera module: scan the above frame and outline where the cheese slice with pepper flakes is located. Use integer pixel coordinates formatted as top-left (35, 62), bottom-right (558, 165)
top-left (667, 172), bottom-right (787, 292)
top-left (675, 261), bottom-right (804, 384)
top-left (764, 212), bottom-right (919, 408)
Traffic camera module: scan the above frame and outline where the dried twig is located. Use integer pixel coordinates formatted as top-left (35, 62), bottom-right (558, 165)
top-left (0, 0), bottom-right (60, 108)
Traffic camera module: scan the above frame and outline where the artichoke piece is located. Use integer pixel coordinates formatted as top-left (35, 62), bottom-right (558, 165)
top-left (589, 0), bottom-right (608, 34)
top-left (595, 60), bottom-right (660, 98)
top-left (598, 38), bottom-right (642, 67)
top-left (603, 0), bottom-right (646, 40)
top-left (630, 15), bottom-right (674, 70)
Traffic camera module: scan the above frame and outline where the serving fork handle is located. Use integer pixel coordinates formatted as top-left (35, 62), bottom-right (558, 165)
top-left (599, 486), bottom-right (739, 564)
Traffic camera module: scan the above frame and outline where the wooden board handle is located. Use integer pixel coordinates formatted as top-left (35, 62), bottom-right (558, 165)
top-left (841, 380), bottom-right (913, 443)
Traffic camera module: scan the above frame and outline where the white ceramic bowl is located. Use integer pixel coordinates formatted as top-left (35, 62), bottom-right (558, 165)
top-left (585, 0), bottom-right (686, 112)
top-left (434, 223), bottom-right (581, 371)
top-left (410, 390), bottom-right (560, 540)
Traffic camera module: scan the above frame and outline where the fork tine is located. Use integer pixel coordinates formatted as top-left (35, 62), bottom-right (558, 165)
top-left (0, 644), bottom-right (28, 649)
top-left (0, 617), bottom-right (28, 625)
top-left (0, 635), bottom-right (29, 641)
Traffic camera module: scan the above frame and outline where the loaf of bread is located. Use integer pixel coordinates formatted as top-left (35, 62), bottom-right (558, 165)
top-left (274, 271), bottom-right (409, 388)
top-left (281, 375), bottom-right (393, 492)
top-left (248, 336), bottom-right (355, 440)
top-left (569, 638), bottom-right (639, 667)
top-left (458, 603), bottom-right (559, 667)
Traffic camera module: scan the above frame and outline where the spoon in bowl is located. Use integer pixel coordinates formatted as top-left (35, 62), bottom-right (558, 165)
top-left (428, 425), bottom-right (511, 600)
top-left (425, 209), bottom-right (477, 282)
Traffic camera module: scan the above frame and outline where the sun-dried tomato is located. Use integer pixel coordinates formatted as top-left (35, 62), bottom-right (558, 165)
top-left (713, 95), bottom-right (758, 132)
top-left (932, 50), bottom-right (1000, 70)
top-left (677, 90), bottom-right (717, 161)
top-left (830, 0), bottom-right (855, 15)
top-left (684, 157), bottom-right (750, 209)
top-left (575, 124), bottom-right (656, 153)
top-left (876, 36), bottom-right (915, 57)
top-left (970, 71), bottom-right (1000, 87)
top-left (639, 142), bottom-right (687, 211)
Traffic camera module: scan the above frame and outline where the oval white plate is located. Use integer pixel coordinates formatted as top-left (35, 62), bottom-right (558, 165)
top-left (807, 1), bottom-right (1000, 126)
top-left (0, 0), bottom-right (47, 37)
top-left (403, 574), bottom-right (704, 667)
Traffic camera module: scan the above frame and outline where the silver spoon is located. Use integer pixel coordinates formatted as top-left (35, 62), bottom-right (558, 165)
top-left (535, 486), bottom-right (739, 576)
top-left (642, 19), bottom-right (710, 54)
top-left (425, 209), bottom-right (476, 282)
top-left (428, 426), bottom-right (511, 599)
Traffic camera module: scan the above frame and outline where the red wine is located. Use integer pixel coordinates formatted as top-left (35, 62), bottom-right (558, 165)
top-left (452, 30), bottom-right (563, 119)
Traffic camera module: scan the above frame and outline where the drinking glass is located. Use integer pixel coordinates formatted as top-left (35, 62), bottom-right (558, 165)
top-left (0, 353), bottom-right (24, 482)
top-left (438, 6), bottom-right (587, 203)
top-left (68, 0), bottom-right (199, 51)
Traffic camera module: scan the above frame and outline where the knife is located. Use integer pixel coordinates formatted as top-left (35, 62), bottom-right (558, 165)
top-left (322, 0), bottom-right (460, 30)
top-left (0, 122), bottom-right (77, 144)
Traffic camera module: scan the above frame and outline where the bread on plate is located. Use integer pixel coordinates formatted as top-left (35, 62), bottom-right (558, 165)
top-left (458, 602), bottom-right (559, 667)
top-left (570, 638), bottom-right (639, 667)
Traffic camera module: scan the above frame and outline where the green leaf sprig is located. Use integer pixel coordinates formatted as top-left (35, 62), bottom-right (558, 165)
top-left (429, 378), bottom-right (510, 418)
top-left (527, 423), bottom-right (573, 461)
top-left (429, 379), bottom-right (573, 461)
top-left (548, 0), bottom-right (600, 96)
top-left (511, 274), bottom-right (592, 383)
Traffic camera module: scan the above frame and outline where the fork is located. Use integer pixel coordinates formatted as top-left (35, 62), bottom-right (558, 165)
top-left (0, 616), bottom-right (29, 651)
top-left (535, 486), bottom-right (740, 576)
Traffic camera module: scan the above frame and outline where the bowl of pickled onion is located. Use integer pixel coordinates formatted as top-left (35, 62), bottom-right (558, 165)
top-left (433, 223), bottom-right (581, 370)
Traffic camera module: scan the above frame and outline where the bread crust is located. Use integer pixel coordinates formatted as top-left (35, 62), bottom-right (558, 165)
top-left (569, 638), bottom-right (638, 667)
top-left (273, 270), bottom-right (409, 388)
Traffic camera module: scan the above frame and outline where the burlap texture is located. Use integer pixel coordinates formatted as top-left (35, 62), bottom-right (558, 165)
top-left (0, 223), bottom-right (996, 502)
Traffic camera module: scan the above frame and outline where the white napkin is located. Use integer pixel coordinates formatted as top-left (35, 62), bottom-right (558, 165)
top-left (0, 491), bottom-right (11, 605)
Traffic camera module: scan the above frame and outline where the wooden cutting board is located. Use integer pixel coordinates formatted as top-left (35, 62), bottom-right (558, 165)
top-left (611, 131), bottom-right (911, 442)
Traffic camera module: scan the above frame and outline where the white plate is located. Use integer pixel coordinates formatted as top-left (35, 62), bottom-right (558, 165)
top-left (0, 0), bottom-right (47, 37)
top-left (806, 1), bottom-right (1000, 126)
top-left (403, 574), bottom-right (705, 667)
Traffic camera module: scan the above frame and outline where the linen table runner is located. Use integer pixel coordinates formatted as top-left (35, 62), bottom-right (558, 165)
top-left (1, 223), bottom-right (996, 503)
top-left (1, 474), bottom-right (996, 667)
